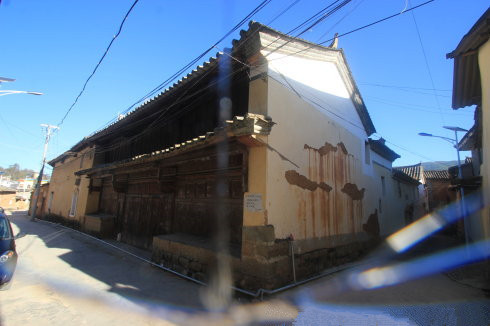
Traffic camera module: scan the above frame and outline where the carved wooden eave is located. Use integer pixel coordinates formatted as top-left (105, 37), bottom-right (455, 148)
top-left (75, 113), bottom-right (274, 177)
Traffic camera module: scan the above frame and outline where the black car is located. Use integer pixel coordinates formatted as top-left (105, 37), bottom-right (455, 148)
top-left (0, 208), bottom-right (19, 289)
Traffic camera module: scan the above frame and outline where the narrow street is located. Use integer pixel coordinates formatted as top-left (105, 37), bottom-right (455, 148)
top-left (0, 211), bottom-right (206, 325)
top-left (1, 211), bottom-right (488, 326)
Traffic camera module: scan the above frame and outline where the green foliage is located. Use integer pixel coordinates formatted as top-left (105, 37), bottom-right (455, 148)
top-left (0, 164), bottom-right (36, 180)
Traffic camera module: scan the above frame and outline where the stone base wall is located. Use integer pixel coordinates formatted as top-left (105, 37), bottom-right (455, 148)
top-left (83, 214), bottom-right (115, 238)
top-left (39, 214), bottom-right (82, 230)
top-left (152, 225), bottom-right (378, 291)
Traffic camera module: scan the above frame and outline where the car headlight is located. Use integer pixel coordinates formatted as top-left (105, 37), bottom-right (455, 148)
top-left (0, 251), bottom-right (14, 263)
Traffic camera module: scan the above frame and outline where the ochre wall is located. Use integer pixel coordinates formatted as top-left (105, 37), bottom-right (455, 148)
top-left (46, 147), bottom-right (95, 223)
top-left (479, 40), bottom-right (490, 240)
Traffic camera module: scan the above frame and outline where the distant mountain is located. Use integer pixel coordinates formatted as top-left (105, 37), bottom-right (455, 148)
top-left (421, 161), bottom-right (459, 171)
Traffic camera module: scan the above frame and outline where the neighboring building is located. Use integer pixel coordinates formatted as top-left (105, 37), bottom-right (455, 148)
top-left (29, 183), bottom-right (50, 217)
top-left (394, 163), bottom-right (428, 218)
top-left (43, 22), bottom-right (412, 290)
top-left (17, 178), bottom-right (35, 191)
top-left (423, 170), bottom-right (455, 212)
top-left (447, 8), bottom-right (490, 241)
top-left (0, 186), bottom-right (17, 209)
top-left (45, 146), bottom-right (96, 228)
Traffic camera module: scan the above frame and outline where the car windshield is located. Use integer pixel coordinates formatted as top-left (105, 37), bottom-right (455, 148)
top-left (0, 217), bottom-right (11, 239)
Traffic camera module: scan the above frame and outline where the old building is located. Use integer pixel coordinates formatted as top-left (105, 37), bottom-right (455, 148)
top-left (447, 8), bottom-right (490, 241)
top-left (0, 186), bottom-right (17, 209)
top-left (42, 22), bottom-right (412, 290)
top-left (394, 163), bottom-right (429, 218)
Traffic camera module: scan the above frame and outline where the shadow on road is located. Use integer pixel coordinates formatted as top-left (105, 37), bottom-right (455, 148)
top-left (8, 211), bottom-right (206, 312)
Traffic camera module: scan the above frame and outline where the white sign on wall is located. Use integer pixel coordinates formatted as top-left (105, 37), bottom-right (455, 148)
top-left (244, 193), bottom-right (263, 212)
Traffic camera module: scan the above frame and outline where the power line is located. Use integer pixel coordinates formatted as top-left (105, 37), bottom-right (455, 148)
top-left (364, 96), bottom-right (472, 116)
top-left (358, 82), bottom-right (451, 92)
top-left (316, 0), bottom-right (366, 43)
top-left (58, 0), bottom-right (141, 126)
top-left (268, 72), bottom-right (449, 165)
top-left (119, 0), bottom-right (272, 116)
top-left (263, 0), bottom-right (436, 63)
top-left (94, 0), bottom-right (273, 133)
top-left (287, 0), bottom-right (343, 35)
top-left (267, 0), bottom-right (302, 25)
top-left (319, 0), bottom-right (436, 45)
top-left (409, 0), bottom-right (445, 124)
top-left (361, 85), bottom-right (451, 97)
top-left (296, 0), bottom-right (352, 37)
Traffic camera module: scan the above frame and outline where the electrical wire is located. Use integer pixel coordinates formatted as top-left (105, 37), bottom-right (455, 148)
top-left (91, 0), bottom-right (273, 134)
top-left (287, 0), bottom-right (343, 35)
top-left (295, 0), bottom-right (352, 37)
top-left (58, 0), bottom-right (141, 127)
top-left (262, 0), bottom-right (436, 63)
top-left (365, 96), bottom-right (472, 116)
top-left (119, 0), bottom-right (272, 115)
top-left (358, 82), bottom-right (451, 92)
top-left (316, 0), bottom-right (366, 43)
top-left (409, 0), bottom-right (445, 124)
top-left (266, 0), bottom-right (302, 25)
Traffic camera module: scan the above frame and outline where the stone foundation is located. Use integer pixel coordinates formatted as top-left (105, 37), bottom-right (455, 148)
top-left (83, 213), bottom-right (115, 238)
top-left (152, 225), bottom-right (378, 291)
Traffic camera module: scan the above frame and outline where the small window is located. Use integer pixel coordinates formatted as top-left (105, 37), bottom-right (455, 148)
top-left (365, 142), bottom-right (371, 165)
top-left (79, 154), bottom-right (84, 169)
top-left (379, 198), bottom-right (382, 214)
top-left (69, 190), bottom-right (78, 217)
top-left (397, 181), bottom-right (402, 198)
top-left (381, 176), bottom-right (386, 196)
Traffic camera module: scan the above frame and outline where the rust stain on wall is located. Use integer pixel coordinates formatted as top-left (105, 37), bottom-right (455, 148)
top-left (363, 209), bottom-right (380, 237)
top-left (341, 183), bottom-right (365, 200)
top-left (289, 140), bottom-right (364, 239)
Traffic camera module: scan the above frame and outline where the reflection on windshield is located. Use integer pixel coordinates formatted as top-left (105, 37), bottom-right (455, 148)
top-left (0, 217), bottom-right (11, 239)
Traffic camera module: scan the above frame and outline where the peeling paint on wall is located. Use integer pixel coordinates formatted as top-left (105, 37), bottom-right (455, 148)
top-left (363, 209), bottom-right (379, 237)
top-left (285, 170), bottom-right (333, 192)
top-left (341, 183), bottom-right (365, 200)
top-left (285, 170), bottom-right (318, 191)
top-left (337, 142), bottom-right (348, 155)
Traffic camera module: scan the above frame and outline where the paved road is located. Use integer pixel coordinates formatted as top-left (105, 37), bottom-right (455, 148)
top-left (0, 212), bottom-right (208, 325)
top-left (1, 212), bottom-right (488, 325)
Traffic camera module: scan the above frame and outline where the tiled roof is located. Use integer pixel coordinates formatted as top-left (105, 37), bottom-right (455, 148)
top-left (424, 170), bottom-right (450, 180)
top-left (394, 163), bottom-right (422, 181)
top-left (447, 8), bottom-right (490, 109)
top-left (368, 138), bottom-right (400, 162)
top-left (392, 169), bottom-right (420, 185)
top-left (62, 21), bottom-right (375, 158)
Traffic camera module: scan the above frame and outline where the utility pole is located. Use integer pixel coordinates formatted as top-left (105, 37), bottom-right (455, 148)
top-left (31, 124), bottom-right (59, 221)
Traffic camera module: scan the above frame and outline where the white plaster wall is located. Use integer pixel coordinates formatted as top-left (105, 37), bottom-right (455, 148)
top-left (261, 53), bottom-right (407, 240)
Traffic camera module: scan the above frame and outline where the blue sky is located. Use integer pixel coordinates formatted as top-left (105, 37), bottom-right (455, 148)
top-left (0, 0), bottom-right (487, 173)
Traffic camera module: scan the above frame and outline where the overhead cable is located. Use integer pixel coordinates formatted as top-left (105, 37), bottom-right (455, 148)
top-left (58, 0), bottom-right (141, 126)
